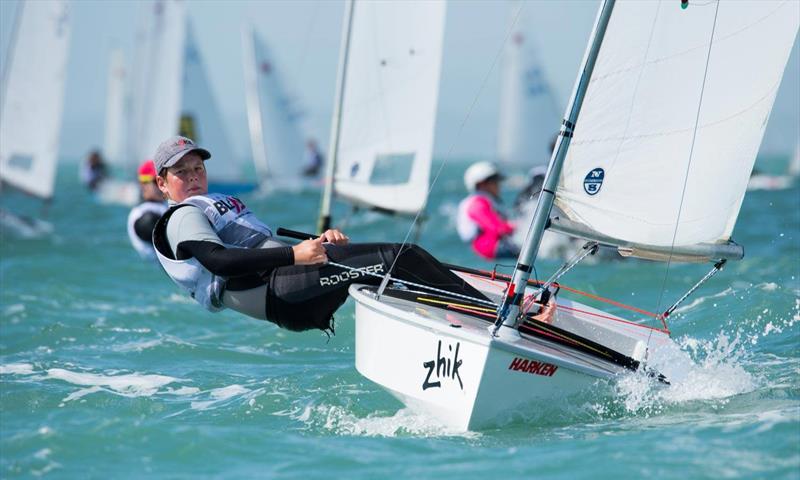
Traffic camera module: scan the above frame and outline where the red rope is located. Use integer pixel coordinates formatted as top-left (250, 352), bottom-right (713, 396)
top-left (460, 269), bottom-right (672, 333)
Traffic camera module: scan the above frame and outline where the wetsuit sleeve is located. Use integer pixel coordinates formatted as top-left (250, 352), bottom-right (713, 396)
top-left (467, 196), bottom-right (514, 236)
top-left (133, 211), bottom-right (162, 242)
top-left (166, 205), bottom-right (294, 277)
top-left (165, 205), bottom-right (224, 258)
top-left (177, 241), bottom-right (294, 277)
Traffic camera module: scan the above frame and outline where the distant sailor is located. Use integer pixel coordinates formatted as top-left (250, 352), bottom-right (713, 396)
top-left (80, 149), bottom-right (108, 192)
top-left (151, 136), bottom-right (485, 333)
top-left (302, 139), bottom-right (324, 177)
top-left (128, 160), bottom-right (168, 261)
top-left (457, 161), bottom-right (520, 260)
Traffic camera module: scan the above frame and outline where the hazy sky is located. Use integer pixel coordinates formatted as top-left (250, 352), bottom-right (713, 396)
top-left (1, 0), bottom-right (798, 162)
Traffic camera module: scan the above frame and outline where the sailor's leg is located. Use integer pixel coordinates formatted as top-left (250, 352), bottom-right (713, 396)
top-left (265, 243), bottom-right (487, 332)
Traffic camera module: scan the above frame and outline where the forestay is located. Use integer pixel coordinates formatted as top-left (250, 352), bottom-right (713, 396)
top-left (554, 0), bottom-right (799, 253)
top-left (242, 25), bottom-right (306, 183)
top-left (333, 1), bottom-right (446, 215)
top-left (0, 0), bottom-right (70, 200)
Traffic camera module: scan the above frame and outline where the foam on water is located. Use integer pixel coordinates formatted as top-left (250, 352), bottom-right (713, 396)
top-left (291, 403), bottom-right (481, 439)
top-left (612, 298), bottom-right (800, 415)
top-left (0, 363), bottom-right (36, 375)
top-left (190, 384), bottom-right (251, 410)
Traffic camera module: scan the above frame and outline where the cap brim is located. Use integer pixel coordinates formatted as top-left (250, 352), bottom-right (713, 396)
top-left (162, 147), bottom-right (212, 169)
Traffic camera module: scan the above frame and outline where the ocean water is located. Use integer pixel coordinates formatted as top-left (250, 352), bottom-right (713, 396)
top-left (1, 161), bottom-right (798, 479)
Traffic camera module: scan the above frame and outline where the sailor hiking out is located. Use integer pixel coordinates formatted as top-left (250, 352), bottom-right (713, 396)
top-left (151, 136), bottom-right (486, 332)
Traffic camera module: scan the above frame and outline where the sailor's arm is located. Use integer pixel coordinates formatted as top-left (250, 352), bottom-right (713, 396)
top-left (167, 206), bottom-right (295, 277)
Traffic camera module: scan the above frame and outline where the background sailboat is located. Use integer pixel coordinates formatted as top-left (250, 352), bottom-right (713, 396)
top-left (349, 0), bottom-right (799, 430)
top-left (496, 5), bottom-right (559, 170)
top-left (241, 24), bottom-right (308, 190)
top-left (95, 48), bottom-right (140, 207)
top-left (0, 0), bottom-right (70, 237)
top-left (746, 140), bottom-right (800, 190)
top-left (317, 0), bottom-right (446, 232)
top-left (98, 0), bottom-right (249, 205)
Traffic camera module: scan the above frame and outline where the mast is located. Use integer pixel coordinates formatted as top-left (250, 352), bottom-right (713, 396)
top-left (317, 0), bottom-right (355, 234)
top-left (494, 0), bottom-right (616, 331)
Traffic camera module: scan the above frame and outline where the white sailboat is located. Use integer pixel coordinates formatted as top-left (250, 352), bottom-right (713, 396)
top-left (317, 0), bottom-right (446, 232)
top-left (497, 5), bottom-right (559, 169)
top-left (746, 140), bottom-right (800, 190)
top-left (98, 0), bottom-right (248, 206)
top-left (95, 48), bottom-right (141, 207)
top-left (0, 0), bottom-right (71, 237)
top-left (349, 0), bottom-right (799, 430)
top-left (241, 25), bottom-right (308, 190)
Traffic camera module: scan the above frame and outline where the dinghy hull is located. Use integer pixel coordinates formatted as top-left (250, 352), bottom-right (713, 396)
top-left (351, 282), bottom-right (662, 430)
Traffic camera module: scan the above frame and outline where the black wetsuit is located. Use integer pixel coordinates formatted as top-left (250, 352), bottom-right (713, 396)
top-left (177, 240), bottom-right (486, 332)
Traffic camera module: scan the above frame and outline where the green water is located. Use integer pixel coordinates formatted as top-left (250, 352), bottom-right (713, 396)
top-left (1, 161), bottom-right (798, 479)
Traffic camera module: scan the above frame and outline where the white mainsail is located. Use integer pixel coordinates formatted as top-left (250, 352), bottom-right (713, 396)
top-left (181, 23), bottom-right (240, 184)
top-left (241, 25), bottom-right (306, 183)
top-left (104, 48), bottom-right (128, 168)
top-left (132, 0), bottom-right (186, 166)
top-left (553, 0), bottom-right (799, 251)
top-left (0, 0), bottom-right (70, 200)
top-left (332, 1), bottom-right (446, 215)
top-left (497, 6), bottom-right (559, 168)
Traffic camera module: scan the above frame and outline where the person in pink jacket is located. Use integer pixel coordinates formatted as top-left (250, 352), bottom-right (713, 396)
top-left (456, 161), bottom-right (520, 259)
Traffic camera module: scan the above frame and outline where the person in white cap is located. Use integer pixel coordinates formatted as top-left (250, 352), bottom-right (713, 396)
top-left (150, 136), bottom-right (486, 333)
top-left (456, 161), bottom-right (520, 260)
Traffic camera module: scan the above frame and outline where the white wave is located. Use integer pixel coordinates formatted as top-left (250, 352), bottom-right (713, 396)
top-left (293, 403), bottom-right (480, 438)
top-left (0, 363), bottom-right (36, 375)
top-left (167, 293), bottom-right (194, 305)
top-left (47, 368), bottom-right (181, 399)
top-left (672, 287), bottom-right (734, 315)
top-left (758, 282), bottom-right (779, 291)
top-left (615, 331), bottom-right (757, 413)
top-left (3, 303), bottom-right (25, 315)
top-left (114, 339), bottom-right (164, 353)
top-left (191, 384), bottom-right (250, 411)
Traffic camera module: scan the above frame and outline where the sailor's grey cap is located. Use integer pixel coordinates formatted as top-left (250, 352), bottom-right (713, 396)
top-left (153, 136), bottom-right (211, 174)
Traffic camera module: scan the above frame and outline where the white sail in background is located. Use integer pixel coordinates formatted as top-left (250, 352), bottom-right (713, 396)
top-left (554, 0), bottom-right (799, 250)
top-left (0, 0), bottom-right (70, 200)
top-left (104, 48), bottom-right (128, 168)
top-left (333, 1), bottom-right (446, 215)
top-left (497, 7), bottom-right (559, 168)
top-left (132, 0), bottom-right (186, 165)
top-left (790, 141), bottom-right (800, 176)
top-left (181, 24), bottom-right (240, 184)
top-left (242, 25), bottom-right (306, 183)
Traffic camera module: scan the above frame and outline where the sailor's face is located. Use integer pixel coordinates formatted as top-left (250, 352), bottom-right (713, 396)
top-left (157, 153), bottom-right (208, 202)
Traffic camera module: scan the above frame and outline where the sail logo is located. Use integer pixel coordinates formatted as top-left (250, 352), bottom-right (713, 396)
top-left (583, 168), bottom-right (604, 195)
top-left (422, 340), bottom-right (463, 391)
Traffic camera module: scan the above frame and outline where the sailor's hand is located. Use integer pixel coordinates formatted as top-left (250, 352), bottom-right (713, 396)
top-left (533, 299), bottom-right (556, 324)
top-left (320, 228), bottom-right (349, 245)
top-left (293, 237), bottom-right (328, 265)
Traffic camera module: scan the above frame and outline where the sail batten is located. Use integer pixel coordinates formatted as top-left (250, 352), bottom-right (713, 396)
top-left (554, 0), bottom-right (799, 256)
